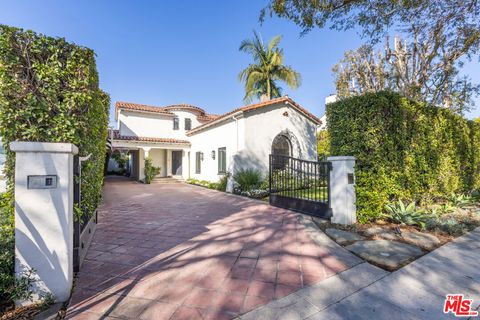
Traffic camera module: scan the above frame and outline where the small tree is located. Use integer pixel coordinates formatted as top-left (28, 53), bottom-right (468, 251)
top-left (111, 151), bottom-right (129, 172)
top-left (144, 158), bottom-right (160, 184)
top-left (317, 130), bottom-right (330, 159)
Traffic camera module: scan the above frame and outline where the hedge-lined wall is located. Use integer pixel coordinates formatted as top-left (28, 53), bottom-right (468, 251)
top-left (0, 25), bottom-right (110, 218)
top-left (327, 91), bottom-right (480, 222)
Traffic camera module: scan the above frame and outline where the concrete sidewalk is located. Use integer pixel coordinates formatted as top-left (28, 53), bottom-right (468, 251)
top-left (239, 227), bottom-right (480, 320)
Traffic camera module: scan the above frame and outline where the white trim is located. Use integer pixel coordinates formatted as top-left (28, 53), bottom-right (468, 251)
top-left (111, 140), bottom-right (190, 150)
top-left (10, 142), bottom-right (78, 154)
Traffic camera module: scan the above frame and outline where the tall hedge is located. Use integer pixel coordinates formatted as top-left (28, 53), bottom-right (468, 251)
top-left (327, 91), bottom-right (480, 222)
top-left (0, 25), bottom-right (110, 218)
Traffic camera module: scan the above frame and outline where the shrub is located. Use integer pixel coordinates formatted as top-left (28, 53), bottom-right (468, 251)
top-left (244, 189), bottom-right (269, 199)
top-left (0, 25), bottom-right (109, 217)
top-left (216, 175), bottom-right (228, 192)
top-left (0, 198), bottom-right (14, 303)
top-left (426, 210), bottom-right (480, 236)
top-left (328, 91), bottom-right (480, 222)
top-left (111, 151), bottom-right (129, 172)
top-left (0, 25), bottom-right (109, 305)
top-left (0, 194), bottom-right (36, 307)
top-left (144, 158), bottom-right (160, 184)
top-left (233, 169), bottom-right (262, 192)
top-left (317, 130), bottom-right (330, 159)
top-left (383, 200), bottom-right (430, 229)
top-left (259, 178), bottom-right (270, 190)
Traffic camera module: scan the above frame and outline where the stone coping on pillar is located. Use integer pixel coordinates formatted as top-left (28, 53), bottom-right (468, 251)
top-left (327, 156), bottom-right (356, 161)
top-left (10, 142), bottom-right (79, 155)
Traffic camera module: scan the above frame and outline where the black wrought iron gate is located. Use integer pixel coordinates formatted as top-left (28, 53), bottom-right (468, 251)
top-left (269, 154), bottom-right (332, 218)
top-left (73, 155), bottom-right (98, 272)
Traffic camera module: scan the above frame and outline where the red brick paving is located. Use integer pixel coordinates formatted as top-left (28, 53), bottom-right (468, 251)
top-left (66, 177), bottom-right (355, 319)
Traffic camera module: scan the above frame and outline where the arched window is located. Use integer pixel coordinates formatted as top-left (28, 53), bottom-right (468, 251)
top-left (272, 135), bottom-right (292, 157)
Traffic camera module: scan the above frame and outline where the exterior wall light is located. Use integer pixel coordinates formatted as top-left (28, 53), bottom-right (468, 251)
top-left (211, 150), bottom-right (216, 159)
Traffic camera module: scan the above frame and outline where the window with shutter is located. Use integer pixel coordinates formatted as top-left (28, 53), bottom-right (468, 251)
top-left (218, 147), bottom-right (226, 174)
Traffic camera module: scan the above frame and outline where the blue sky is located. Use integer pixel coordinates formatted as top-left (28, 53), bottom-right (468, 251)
top-left (1, 0), bottom-right (479, 124)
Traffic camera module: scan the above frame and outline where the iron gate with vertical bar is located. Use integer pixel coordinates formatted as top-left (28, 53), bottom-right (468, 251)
top-left (269, 154), bottom-right (332, 218)
top-left (73, 155), bottom-right (98, 272)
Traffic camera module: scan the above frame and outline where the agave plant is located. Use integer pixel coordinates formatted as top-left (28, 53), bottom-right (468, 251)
top-left (383, 200), bottom-right (429, 229)
top-left (440, 203), bottom-right (456, 214)
top-left (448, 193), bottom-right (472, 208)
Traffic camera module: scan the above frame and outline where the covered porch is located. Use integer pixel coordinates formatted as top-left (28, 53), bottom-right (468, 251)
top-left (110, 136), bottom-right (191, 182)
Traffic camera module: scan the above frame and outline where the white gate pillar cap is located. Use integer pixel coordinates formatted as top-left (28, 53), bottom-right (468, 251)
top-left (328, 156), bottom-right (356, 161)
top-left (10, 141), bottom-right (78, 154)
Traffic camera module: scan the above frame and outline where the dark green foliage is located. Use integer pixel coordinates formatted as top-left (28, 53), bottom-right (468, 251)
top-left (233, 168), bottom-right (263, 191)
top-left (328, 91), bottom-right (480, 222)
top-left (216, 175), bottom-right (228, 192)
top-left (0, 196), bottom-right (14, 303)
top-left (0, 25), bottom-right (109, 303)
top-left (144, 158), bottom-right (160, 184)
top-left (0, 25), bottom-right (109, 216)
top-left (111, 151), bottom-right (129, 171)
top-left (0, 193), bottom-right (35, 307)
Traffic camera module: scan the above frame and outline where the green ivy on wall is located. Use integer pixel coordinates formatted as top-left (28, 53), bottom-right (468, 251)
top-left (0, 25), bottom-right (110, 219)
top-left (327, 91), bottom-right (480, 223)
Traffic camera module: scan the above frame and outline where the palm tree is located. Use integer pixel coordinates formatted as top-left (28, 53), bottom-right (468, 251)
top-left (238, 31), bottom-right (302, 103)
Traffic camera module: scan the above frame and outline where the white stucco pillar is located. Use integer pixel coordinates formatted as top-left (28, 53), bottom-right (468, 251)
top-left (166, 150), bottom-right (172, 176)
top-left (327, 156), bottom-right (356, 225)
top-left (10, 142), bottom-right (78, 304)
top-left (182, 150), bottom-right (188, 179)
top-left (143, 147), bottom-right (151, 158)
top-left (138, 147), bottom-right (151, 181)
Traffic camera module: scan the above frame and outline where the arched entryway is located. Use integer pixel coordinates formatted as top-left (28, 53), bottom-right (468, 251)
top-left (271, 134), bottom-right (292, 157)
top-left (271, 134), bottom-right (293, 170)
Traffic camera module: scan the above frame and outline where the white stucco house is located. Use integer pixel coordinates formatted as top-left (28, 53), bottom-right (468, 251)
top-left (109, 96), bottom-right (321, 182)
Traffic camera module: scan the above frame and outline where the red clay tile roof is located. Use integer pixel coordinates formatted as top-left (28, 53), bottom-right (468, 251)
top-left (187, 96), bottom-right (321, 135)
top-left (162, 104), bottom-right (207, 114)
top-left (197, 114), bottom-right (220, 122)
top-left (115, 102), bottom-right (175, 119)
top-left (115, 102), bottom-right (208, 120)
top-left (112, 135), bottom-right (190, 145)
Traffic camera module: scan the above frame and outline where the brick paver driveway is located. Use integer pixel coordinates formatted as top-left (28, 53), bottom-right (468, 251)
top-left (66, 177), bottom-right (359, 319)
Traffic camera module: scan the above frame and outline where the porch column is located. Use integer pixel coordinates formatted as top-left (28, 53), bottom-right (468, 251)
top-left (139, 147), bottom-right (151, 181)
top-left (143, 147), bottom-right (151, 158)
top-left (166, 150), bottom-right (172, 176)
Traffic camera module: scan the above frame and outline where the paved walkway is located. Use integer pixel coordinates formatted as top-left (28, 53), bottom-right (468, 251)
top-left (66, 178), bottom-right (363, 319)
top-left (240, 226), bottom-right (480, 320)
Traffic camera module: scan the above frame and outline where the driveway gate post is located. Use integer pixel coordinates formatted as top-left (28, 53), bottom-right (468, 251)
top-left (11, 142), bottom-right (78, 304)
top-left (327, 156), bottom-right (356, 225)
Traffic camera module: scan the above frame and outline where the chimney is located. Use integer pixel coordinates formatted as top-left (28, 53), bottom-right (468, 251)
top-left (325, 94), bottom-right (337, 105)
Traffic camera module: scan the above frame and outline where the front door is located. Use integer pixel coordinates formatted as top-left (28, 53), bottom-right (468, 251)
top-left (172, 151), bottom-right (183, 176)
